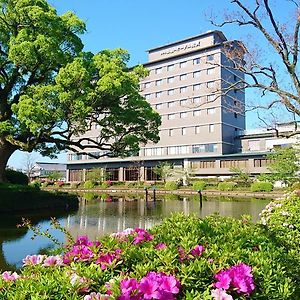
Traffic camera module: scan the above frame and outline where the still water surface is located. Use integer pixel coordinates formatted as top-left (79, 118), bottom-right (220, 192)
top-left (0, 194), bottom-right (270, 271)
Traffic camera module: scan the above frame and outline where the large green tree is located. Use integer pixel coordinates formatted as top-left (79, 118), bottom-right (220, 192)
top-left (0, 0), bottom-right (161, 182)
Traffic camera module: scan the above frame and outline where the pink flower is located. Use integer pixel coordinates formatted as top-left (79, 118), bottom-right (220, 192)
top-left (155, 243), bottom-right (167, 250)
top-left (43, 255), bottom-right (64, 267)
top-left (211, 288), bottom-right (233, 300)
top-left (1, 271), bottom-right (19, 282)
top-left (214, 263), bottom-right (255, 295)
top-left (160, 275), bottom-right (180, 294)
top-left (84, 292), bottom-right (109, 300)
top-left (133, 228), bottom-right (154, 245)
top-left (177, 246), bottom-right (187, 261)
top-left (139, 277), bottom-right (160, 299)
top-left (120, 278), bottom-right (139, 298)
top-left (23, 254), bottom-right (45, 266)
top-left (190, 245), bottom-right (205, 257)
top-left (69, 271), bottom-right (90, 293)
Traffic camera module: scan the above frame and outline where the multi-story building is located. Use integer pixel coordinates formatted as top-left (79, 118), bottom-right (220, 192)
top-left (66, 31), bottom-right (298, 182)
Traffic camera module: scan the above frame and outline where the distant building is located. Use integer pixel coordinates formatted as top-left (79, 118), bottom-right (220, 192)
top-left (65, 31), bottom-right (299, 181)
top-left (31, 162), bottom-right (67, 181)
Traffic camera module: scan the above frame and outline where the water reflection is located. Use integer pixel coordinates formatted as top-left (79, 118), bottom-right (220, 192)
top-left (0, 194), bottom-right (270, 271)
top-left (65, 195), bottom-right (269, 239)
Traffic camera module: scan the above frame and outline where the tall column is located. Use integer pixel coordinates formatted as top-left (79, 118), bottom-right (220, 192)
top-left (119, 167), bottom-right (124, 181)
top-left (82, 168), bottom-right (86, 181)
top-left (66, 169), bottom-right (70, 182)
top-left (140, 166), bottom-right (145, 181)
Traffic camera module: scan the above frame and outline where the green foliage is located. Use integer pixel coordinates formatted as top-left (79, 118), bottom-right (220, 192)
top-left (164, 181), bottom-right (179, 190)
top-left (251, 181), bottom-right (273, 192)
top-left (70, 182), bottom-right (80, 189)
top-left (47, 171), bottom-right (62, 181)
top-left (217, 182), bottom-right (236, 191)
top-left (192, 181), bottom-right (206, 191)
top-left (82, 192), bottom-right (98, 201)
top-left (100, 181), bottom-right (110, 189)
top-left (86, 168), bottom-right (107, 182)
top-left (0, 0), bottom-right (160, 181)
top-left (83, 180), bottom-right (95, 189)
top-left (265, 146), bottom-right (300, 185)
top-left (4, 169), bottom-right (28, 185)
top-left (229, 166), bottom-right (252, 186)
top-left (29, 180), bottom-right (42, 189)
top-left (153, 162), bottom-right (173, 182)
top-left (290, 182), bottom-right (300, 191)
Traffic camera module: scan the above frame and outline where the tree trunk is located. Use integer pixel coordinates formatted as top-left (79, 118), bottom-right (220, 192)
top-left (0, 139), bottom-right (17, 183)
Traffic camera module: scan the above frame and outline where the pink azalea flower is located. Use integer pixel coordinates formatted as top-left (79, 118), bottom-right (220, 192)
top-left (133, 228), bottom-right (154, 245)
top-left (155, 243), bottom-right (167, 250)
top-left (190, 245), bottom-right (205, 257)
top-left (160, 275), bottom-right (180, 294)
top-left (211, 288), bottom-right (233, 300)
top-left (120, 278), bottom-right (139, 294)
top-left (43, 255), bottom-right (64, 267)
top-left (214, 271), bottom-right (231, 290)
top-left (22, 254), bottom-right (45, 266)
top-left (214, 263), bottom-right (255, 295)
top-left (1, 271), bottom-right (19, 282)
top-left (139, 277), bottom-right (160, 299)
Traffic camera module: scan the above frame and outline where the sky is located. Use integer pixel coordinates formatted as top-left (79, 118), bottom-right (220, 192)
top-left (8, 0), bottom-right (294, 169)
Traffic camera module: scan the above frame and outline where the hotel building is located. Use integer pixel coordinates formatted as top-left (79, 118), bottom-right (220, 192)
top-left (66, 31), bottom-right (297, 182)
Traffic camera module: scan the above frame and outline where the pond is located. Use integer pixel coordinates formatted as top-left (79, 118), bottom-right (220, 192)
top-left (0, 194), bottom-right (270, 271)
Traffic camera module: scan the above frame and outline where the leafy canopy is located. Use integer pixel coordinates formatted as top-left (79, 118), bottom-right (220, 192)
top-left (0, 0), bottom-right (160, 160)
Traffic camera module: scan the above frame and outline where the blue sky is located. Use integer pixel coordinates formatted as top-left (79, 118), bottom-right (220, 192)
top-left (8, 0), bottom-right (293, 169)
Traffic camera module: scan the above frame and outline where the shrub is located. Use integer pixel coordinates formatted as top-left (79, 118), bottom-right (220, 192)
top-left (41, 181), bottom-right (49, 188)
top-left (250, 181), bottom-right (273, 192)
top-left (164, 181), bottom-right (178, 190)
top-left (217, 182), bottom-right (236, 191)
top-left (100, 181), bottom-right (110, 189)
top-left (83, 180), bottom-right (95, 189)
top-left (55, 181), bottom-right (64, 188)
top-left (70, 182), bottom-right (80, 189)
top-left (29, 180), bottom-right (41, 189)
top-left (192, 181), bottom-right (206, 191)
top-left (4, 169), bottom-right (28, 185)
top-left (290, 182), bottom-right (300, 191)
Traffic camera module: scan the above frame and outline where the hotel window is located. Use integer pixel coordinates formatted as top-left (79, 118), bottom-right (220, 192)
top-left (180, 112), bottom-right (188, 118)
top-left (193, 97), bottom-right (201, 104)
top-left (207, 108), bottom-right (216, 114)
top-left (167, 64), bottom-right (175, 71)
top-left (192, 143), bottom-right (217, 153)
top-left (193, 58), bottom-right (201, 65)
top-left (207, 54), bottom-right (214, 61)
top-left (180, 86), bottom-right (187, 93)
top-left (180, 74), bottom-right (187, 81)
top-left (155, 103), bottom-right (163, 110)
top-left (209, 124), bottom-right (215, 133)
top-left (167, 89), bottom-right (174, 95)
top-left (193, 71), bottom-right (201, 78)
top-left (195, 126), bottom-right (201, 134)
top-left (156, 79), bottom-right (162, 86)
top-left (192, 144), bottom-right (205, 153)
top-left (167, 77), bottom-right (174, 84)
top-left (168, 101), bottom-right (175, 108)
top-left (145, 94), bottom-right (151, 100)
top-left (182, 127), bottom-right (187, 135)
top-left (156, 91), bottom-right (162, 98)
top-left (193, 110), bottom-right (201, 116)
top-left (180, 61), bottom-right (187, 68)
top-left (207, 67), bottom-right (215, 75)
top-left (234, 112), bottom-right (238, 118)
top-left (169, 129), bottom-right (174, 136)
top-left (207, 81), bottom-right (215, 88)
top-left (168, 146), bottom-right (189, 155)
top-left (207, 95), bottom-right (215, 102)
top-left (193, 84), bottom-right (201, 91)
top-left (155, 67), bottom-right (162, 74)
top-left (168, 113), bottom-right (175, 120)
top-left (180, 99), bottom-right (189, 106)
top-left (144, 82), bottom-right (151, 88)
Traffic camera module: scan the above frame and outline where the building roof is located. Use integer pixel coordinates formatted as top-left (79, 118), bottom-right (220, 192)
top-left (146, 30), bottom-right (227, 52)
top-left (35, 162), bottom-right (66, 171)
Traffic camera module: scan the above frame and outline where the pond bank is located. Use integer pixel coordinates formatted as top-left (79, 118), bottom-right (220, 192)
top-left (0, 186), bottom-right (79, 213)
top-left (44, 187), bottom-right (285, 199)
